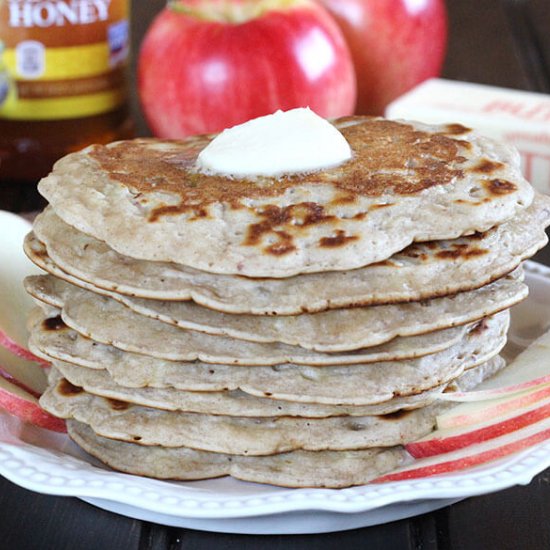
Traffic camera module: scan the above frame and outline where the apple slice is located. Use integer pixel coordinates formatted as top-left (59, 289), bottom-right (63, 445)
top-left (0, 375), bottom-right (66, 432)
top-left (436, 377), bottom-right (550, 403)
top-left (0, 363), bottom-right (41, 398)
top-left (0, 329), bottom-right (50, 366)
top-left (0, 210), bottom-right (48, 393)
top-left (374, 418), bottom-right (550, 483)
top-left (432, 327), bottom-right (550, 430)
top-left (438, 384), bottom-right (550, 429)
top-left (473, 328), bottom-right (550, 388)
top-left (406, 398), bottom-right (550, 458)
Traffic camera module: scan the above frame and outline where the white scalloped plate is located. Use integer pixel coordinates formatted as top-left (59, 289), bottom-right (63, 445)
top-left (0, 260), bottom-right (549, 534)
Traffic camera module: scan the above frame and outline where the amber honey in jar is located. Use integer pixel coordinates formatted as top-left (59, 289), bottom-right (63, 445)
top-left (0, 0), bottom-right (133, 185)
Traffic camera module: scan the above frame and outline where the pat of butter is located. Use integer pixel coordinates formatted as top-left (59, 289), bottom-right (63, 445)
top-left (196, 108), bottom-right (352, 177)
top-left (386, 78), bottom-right (550, 195)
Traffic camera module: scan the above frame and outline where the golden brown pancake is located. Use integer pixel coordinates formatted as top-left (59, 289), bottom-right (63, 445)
top-left (38, 117), bottom-right (533, 277)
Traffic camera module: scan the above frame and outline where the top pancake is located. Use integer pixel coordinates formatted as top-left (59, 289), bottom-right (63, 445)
top-left (38, 117), bottom-right (533, 277)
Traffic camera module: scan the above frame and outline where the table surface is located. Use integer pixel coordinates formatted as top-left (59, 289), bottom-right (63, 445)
top-left (1, 0), bottom-right (550, 548)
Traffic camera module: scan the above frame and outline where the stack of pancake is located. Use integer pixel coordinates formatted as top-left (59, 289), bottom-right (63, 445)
top-left (24, 117), bottom-right (550, 488)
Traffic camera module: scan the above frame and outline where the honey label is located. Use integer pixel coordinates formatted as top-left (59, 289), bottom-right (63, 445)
top-left (0, 0), bottom-right (129, 120)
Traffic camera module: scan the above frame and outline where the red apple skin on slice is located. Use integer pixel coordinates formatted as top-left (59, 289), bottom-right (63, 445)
top-left (0, 364), bottom-right (41, 398)
top-left (0, 329), bottom-right (50, 367)
top-left (374, 428), bottom-right (550, 483)
top-left (436, 375), bottom-right (550, 402)
top-left (438, 385), bottom-right (550, 429)
top-left (0, 210), bottom-right (48, 392)
top-left (406, 402), bottom-right (550, 458)
top-left (0, 377), bottom-right (66, 433)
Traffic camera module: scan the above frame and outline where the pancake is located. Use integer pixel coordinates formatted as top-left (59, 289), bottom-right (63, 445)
top-left (29, 112), bottom-right (549, 488)
top-left (41, 355), bottom-right (506, 455)
top-left (27, 195), bottom-right (550, 314)
top-left (24, 267), bottom-right (525, 352)
top-left (29, 311), bottom-right (509, 405)
top-left (38, 118), bottom-right (533, 277)
top-left (67, 421), bottom-right (408, 488)
top-left (27, 280), bottom-right (481, 365)
top-left (50, 356), bottom-right (505, 418)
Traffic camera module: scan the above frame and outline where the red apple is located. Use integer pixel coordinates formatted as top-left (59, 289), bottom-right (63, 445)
top-left (138, 0), bottom-right (356, 138)
top-left (318, 0), bottom-right (447, 115)
top-left (0, 375), bottom-right (66, 433)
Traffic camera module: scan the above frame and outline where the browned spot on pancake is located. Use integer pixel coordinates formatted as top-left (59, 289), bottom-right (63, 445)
top-left (149, 204), bottom-right (208, 222)
top-left (369, 259), bottom-right (395, 267)
top-left (107, 398), bottom-right (130, 411)
top-left (353, 212), bottom-right (367, 220)
top-left (245, 203), bottom-right (334, 255)
top-left (370, 202), bottom-right (395, 210)
top-left (58, 378), bottom-right (83, 396)
top-left (42, 316), bottom-right (66, 331)
top-left (424, 242), bottom-right (438, 250)
top-left (319, 230), bottom-right (359, 248)
top-left (265, 232), bottom-right (296, 256)
top-left (88, 119), bottom-right (468, 221)
top-left (470, 318), bottom-right (489, 336)
top-left (379, 410), bottom-right (412, 421)
top-left (30, 240), bottom-right (48, 258)
top-left (441, 123), bottom-right (472, 135)
top-left (402, 250), bottom-right (429, 261)
top-left (291, 202), bottom-right (336, 226)
top-left (469, 232), bottom-right (485, 240)
top-left (474, 159), bottom-right (504, 174)
top-left (454, 140), bottom-right (473, 151)
top-left (484, 179), bottom-right (517, 196)
top-left (330, 193), bottom-right (357, 205)
top-left (436, 246), bottom-right (489, 260)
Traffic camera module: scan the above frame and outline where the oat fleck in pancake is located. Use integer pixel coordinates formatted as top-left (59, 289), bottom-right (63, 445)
top-left (38, 118), bottom-right (533, 277)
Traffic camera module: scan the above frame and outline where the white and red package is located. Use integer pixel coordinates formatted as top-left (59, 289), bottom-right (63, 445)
top-left (386, 78), bottom-right (550, 195)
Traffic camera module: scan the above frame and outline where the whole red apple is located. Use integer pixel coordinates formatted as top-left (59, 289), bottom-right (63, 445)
top-left (139, 0), bottom-right (356, 138)
top-left (318, 0), bottom-right (447, 115)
